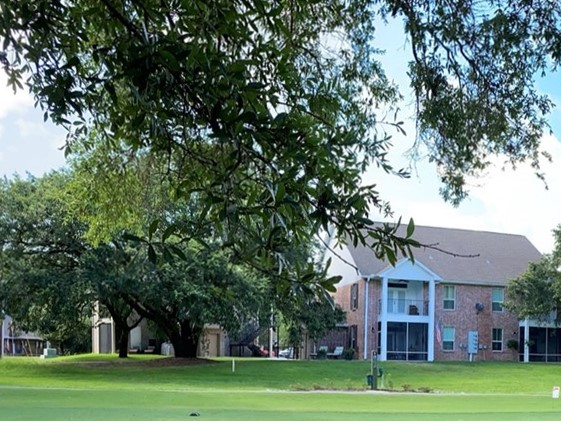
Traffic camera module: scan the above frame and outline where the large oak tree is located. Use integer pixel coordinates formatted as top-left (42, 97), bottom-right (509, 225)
top-left (1, 0), bottom-right (558, 290)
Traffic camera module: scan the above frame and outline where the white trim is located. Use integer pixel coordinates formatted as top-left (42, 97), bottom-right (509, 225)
top-left (363, 277), bottom-right (369, 360)
top-left (523, 318), bottom-right (530, 363)
top-left (378, 258), bottom-right (442, 282)
top-left (428, 279), bottom-right (435, 361)
top-left (380, 277), bottom-right (388, 361)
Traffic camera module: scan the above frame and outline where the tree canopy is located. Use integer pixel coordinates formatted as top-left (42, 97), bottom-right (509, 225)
top-left (0, 172), bottom-right (325, 358)
top-left (1, 0), bottom-right (559, 284)
top-left (507, 226), bottom-right (561, 322)
top-left (0, 173), bottom-right (93, 353)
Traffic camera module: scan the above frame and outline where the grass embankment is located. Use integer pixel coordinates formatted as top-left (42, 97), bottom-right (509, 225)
top-left (1, 356), bottom-right (560, 420)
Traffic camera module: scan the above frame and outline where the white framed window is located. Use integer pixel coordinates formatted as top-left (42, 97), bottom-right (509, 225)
top-left (492, 328), bottom-right (503, 352)
top-left (492, 288), bottom-right (504, 312)
top-left (350, 283), bottom-right (359, 310)
top-left (442, 326), bottom-right (455, 351)
top-left (443, 285), bottom-right (455, 310)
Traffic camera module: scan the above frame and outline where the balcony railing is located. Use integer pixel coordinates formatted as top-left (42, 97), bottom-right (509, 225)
top-left (378, 299), bottom-right (428, 316)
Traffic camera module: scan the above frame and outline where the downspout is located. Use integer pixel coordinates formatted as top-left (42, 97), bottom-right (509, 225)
top-left (363, 277), bottom-right (370, 360)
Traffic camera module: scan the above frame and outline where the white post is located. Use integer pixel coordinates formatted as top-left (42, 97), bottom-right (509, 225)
top-left (0, 317), bottom-right (4, 359)
top-left (268, 310), bottom-right (274, 358)
top-left (111, 317), bottom-right (116, 354)
top-left (363, 277), bottom-right (369, 360)
top-left (524, 318), bottom-right (530, 363)
top-left (380, 276), bottom-right (388, 361)
top-left (427, 279), bottom-right (436, 362)
top-left (92, 301), bottom-right (99, 354)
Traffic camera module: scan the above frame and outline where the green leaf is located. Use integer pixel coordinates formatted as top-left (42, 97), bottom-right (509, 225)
top-left (169, 245), bottom-right (186, 260)
top-left (147, 244), bottom-right (157, 263)
top-left (406, 218), bottom-right (415, 238)
top-left (148, 220), bottom-right (159, 238)
top-left (162, 224), bottom-right (176, 242)
top-left (122, 233), bottom-right (145, 243)
top-left (246, 82), bottom-right (266, 90)
top-left (158, 50), bottom-right (181, 72)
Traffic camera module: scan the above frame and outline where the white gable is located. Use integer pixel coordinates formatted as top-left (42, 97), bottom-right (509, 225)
top-left (378, 258), bottom-right (442, 281)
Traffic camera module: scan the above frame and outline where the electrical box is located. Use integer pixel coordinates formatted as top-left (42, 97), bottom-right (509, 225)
top-left (468, 331), bottom-right (479, 354)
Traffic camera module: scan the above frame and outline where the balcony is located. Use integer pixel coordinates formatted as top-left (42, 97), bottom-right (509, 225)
top-left (378, 299), bottom-right (428, 316)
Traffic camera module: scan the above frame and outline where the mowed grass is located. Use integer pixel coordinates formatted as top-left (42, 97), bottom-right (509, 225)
top-left (1, 355), bottom-right (561, 420)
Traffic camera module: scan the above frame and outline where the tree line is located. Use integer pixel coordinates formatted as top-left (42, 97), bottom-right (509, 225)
top-left (0, 170), bottom-right (342, 357)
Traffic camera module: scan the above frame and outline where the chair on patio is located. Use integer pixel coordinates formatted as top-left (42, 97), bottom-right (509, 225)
top-left (327, 346), bottom-right (344, 359)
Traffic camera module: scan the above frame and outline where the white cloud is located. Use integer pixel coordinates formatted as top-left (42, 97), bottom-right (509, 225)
top-left (466, 134), bottom-right (561, 253)
top-left (0, 112), bottom-right (66, 178)
top-left (15, 118), bottom-right (49, 138)
top-left (0, 73), bottom-right (33, 119)
top-left (366, 133), bottom-right (561, 255)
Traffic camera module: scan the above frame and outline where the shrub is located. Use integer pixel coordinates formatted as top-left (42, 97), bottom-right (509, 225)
top-left (343, 348), bottom-right (355, 360)
top-left (507, 339), bottom-right (519, 351)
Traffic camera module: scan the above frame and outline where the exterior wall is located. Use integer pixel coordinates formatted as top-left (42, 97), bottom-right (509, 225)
top-left (1, 316), bottom-right (45, 357)
top-left (333, 280), bottom-right (519, 362)
top-left (199, 325), bottom-right (228, 357)
top-left (331, 278), bottom-right (380, 360)
top-left (434, 284), bottom-right (519, 362)
top-left (129, 318), bottom-right (157, 352)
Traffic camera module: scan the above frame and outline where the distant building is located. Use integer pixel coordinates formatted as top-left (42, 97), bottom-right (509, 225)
top-left (1, 315), bottom-right (45, 357)
top-left (325, 224), bottom-right (544, 362)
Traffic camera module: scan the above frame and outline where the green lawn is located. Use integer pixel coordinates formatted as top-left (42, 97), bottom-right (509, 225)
top-left (1, 356), bottom-right (561, 420)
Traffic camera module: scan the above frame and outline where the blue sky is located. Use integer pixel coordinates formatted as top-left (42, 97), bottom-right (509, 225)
top-left (364, 17), bottom-right (561, 255)
top-left (0, 18), bottom-right (560, 254)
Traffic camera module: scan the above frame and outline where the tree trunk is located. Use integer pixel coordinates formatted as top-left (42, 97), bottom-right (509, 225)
top-left (117, 328), bottom-right (129, 358)
top-left (169, 321), bottom-right (200, 358)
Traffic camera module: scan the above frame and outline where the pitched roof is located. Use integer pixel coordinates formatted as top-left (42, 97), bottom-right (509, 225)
top-left (347, 224), bottom-right (542, 286)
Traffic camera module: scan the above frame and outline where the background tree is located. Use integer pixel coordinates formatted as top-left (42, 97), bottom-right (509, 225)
top-left (78, 243), bottom-right (145, 358)
top-left (121, 242), bottom-right (270, 358)
top-left (0, 171), bottom-right (276, 358)
top-left (0, 174), bottom-right (92, 353)
top-left (281, 294), bottom-right (345, 357)
top-left (0, 173), bottom-right (146, 357)
top-left (507, 226), bottom-right (561, 322)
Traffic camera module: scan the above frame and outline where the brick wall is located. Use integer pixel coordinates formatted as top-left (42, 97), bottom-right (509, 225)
top-left (434, 284), bottom-right (519, 361)
top-left (333, 279), bottom-right (519, 361)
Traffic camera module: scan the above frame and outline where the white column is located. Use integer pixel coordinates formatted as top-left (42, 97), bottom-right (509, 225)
top-left (523, 318), bottom-right (530, 363)
top-left (427, 279), bottom-right (436, 362)
top-left (363, 277), bottom-right (369, 360)
top-left (111, 317), bottom-right (116, 354)
top-left (92, 301), bottom-right (99, 354)
top-left (0, 317), bottom-right (4, 359)
top-left (380, 276), bottom-right (388, 361)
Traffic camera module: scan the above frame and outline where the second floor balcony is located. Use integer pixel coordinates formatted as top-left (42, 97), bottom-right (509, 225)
top-left (378, 298), bottom-right (429, 316)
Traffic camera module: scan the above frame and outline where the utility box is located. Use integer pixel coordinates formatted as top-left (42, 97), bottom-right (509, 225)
top-left (468, 331), bottom-right (479, 355)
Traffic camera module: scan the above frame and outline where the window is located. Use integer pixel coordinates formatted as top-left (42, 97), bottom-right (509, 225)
top-left (443, 285), bottom-right (455, 310)
top-left (350, 283), bottom-right (359, 310)
top-left (492, 288), bottom-right (504, 312)
top-left (442, 326), bottom-right (455, 351)
top-left (349, 324), bottom-right (358, 350)
top-left (492, 328), bottom-right (503, 352)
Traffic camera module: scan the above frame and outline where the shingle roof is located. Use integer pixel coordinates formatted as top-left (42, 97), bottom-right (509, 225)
top-left (347, 224), bottom-right (542, 286)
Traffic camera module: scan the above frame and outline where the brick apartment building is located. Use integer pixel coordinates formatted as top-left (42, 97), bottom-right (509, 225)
top-left (325, 224), bottom-right (543, 362)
